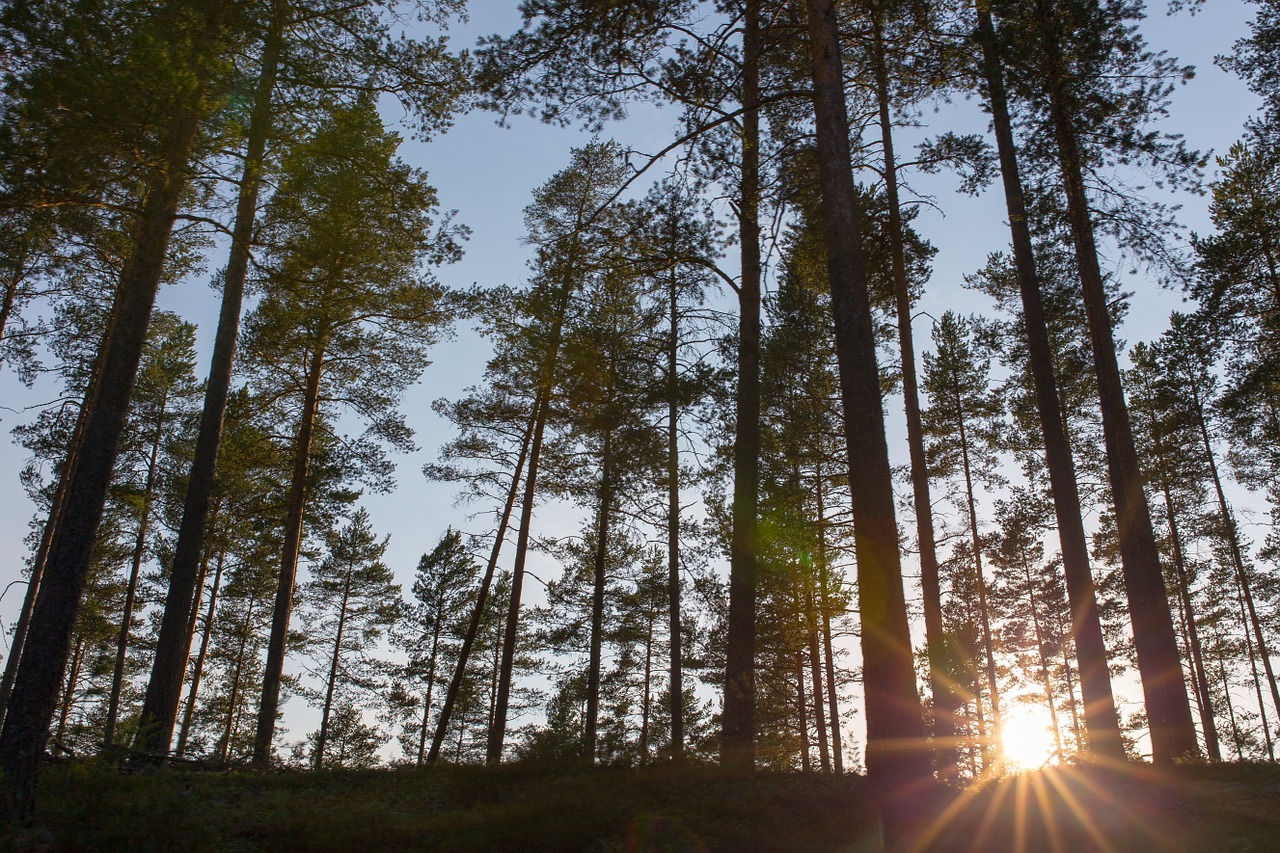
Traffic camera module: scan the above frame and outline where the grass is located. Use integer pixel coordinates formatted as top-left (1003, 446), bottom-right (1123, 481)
top-left (4, 759), bottom-right (1280, 851)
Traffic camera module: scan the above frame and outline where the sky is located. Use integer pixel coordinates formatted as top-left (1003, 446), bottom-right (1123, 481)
top-left (0, 0), bottom-right (1267, 760)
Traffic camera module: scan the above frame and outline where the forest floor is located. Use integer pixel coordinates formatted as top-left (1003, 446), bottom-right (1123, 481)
top-left (3, 759), bottom-right (1280, 851)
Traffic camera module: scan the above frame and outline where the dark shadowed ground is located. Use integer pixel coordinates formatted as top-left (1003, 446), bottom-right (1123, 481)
top-left (3, 760), bottom-right (1279, 851)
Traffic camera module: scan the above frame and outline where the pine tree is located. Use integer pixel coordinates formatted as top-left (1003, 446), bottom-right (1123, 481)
top-left (300, 509), bottom-right (400, 770)
top-left (397, 529), bottom-right (478, 765)
top-left (244, 98), bottom-right (458, 765)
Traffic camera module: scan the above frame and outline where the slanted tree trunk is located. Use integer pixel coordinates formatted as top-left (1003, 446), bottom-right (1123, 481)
top-left (801, 2), bottom-right (931, 840)
top-left (870, 12), bottom-right (958, 776)
top-left (0, 371), bottom-right (98, 728)
top-left (218, 587), bottom-right (257, 763)
top-left (138, 0), bottom-right (284, 755)
top-left (314, 561), bottom-right (353, 769)
top-left (176, 545), bottom-right (225, 757)
top-left (487, 264), bottom-right (577, 764)
top-left (487, 392), bottom-right (551, 764)
top-left (1035, 0), bottom-right (1197, 763)
top-left (721, 0), bottom-right (763, 771)
top-left (104, 390), bottom-right (170, 749)
top-left (415, 618), bottom-right (444, 765)
top-left (952, 376), bottom-right (1003, 762)
top-left (253, 337), bottom-right (326, 766)
top-left (973, 1), bottom-right (1125, 762)
top-left (1236, 581), bottom-right (1275, 759)
top-left (1189, 382), bottom-right (1280, 725)
top-left (1141, 393), bottom-right (1222, 761)
top-left (584, 427), bottom-right (614, 764)
top-left (0, 4), bottom-right (229, 819)
top-left (427, 407), bottom-right (536, 763)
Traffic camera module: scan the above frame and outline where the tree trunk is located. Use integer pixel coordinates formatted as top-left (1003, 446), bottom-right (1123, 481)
top-left (721, 0), bottom-right (762, 771)
top-left (666, 259), bottom-right (684, 761)
top-left (1062, 647), bottom-right (1083, 753)
top-left (486, 391), bottom-right (551, 764)
top-left (176, 545), bottom-right (225, 757)
top-left (0, 375), bottom-right (97, 728)
top-left (486, 258), bottom-right (576, 764)
top-left (0, 3), bottom-right (227, 820)
top-left (1190, 383), bottom-right (1280, 726)
top-left (801, 2), bottom-right (930, 840)
top-left (1236, 580), bottom-right (1274, 759)
top-left (427, 406), bottom-right (537, 763)
top-left (584, 427), bottom-right (613, 764)
top-left (795, 650), bottom-right (811, 772)
top-left (954, 385), bottom-right (1003, 763)
top-left (806, 575), bottom-right (830, 772)
top-left (1211, 625), bottom-right (1245, 760)
top-left (218, 588), bottom-right (256, 763)
top-left (1021, 545), bottom-right (1064, 760)
top-left (1035, 0), bottom-right (1198, 763)
top-left (253, 337), bottom-right (326, 766)
top-left (104, 394), bottom-right (168, 749)
top-left (641, 616), bottom-right (652, 763)
top-left (814, 463), bottom-right (843, 774)
top-left (137, 0), bottom-right (284, 756)
top-left (973, 2), bottom-right (1125, 762)
top-left (415, 620), bottom-right (442, 765)
top-left (1142, 393), bottom-right (1222, 761)
top-left (871, 12), bottom-right (958, 776)
top-left (315, 562), bottom-right (353, 770)
top-left (53, 636), bottom-right (86, 750)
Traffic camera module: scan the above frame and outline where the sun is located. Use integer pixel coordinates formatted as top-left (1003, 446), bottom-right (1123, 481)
top-left (1000, 712), bottom-right (1058, 770)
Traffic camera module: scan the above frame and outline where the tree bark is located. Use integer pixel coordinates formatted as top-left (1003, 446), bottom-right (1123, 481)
top-left (802, 2), bottom-right (931, 840)
top-left (253, 338), bottom-right (326, 766)
top-left (953, 380), bottom-right (1003, 763)
top-left (666, 259), bottom-right (684, 761)
top-left (486, 391), bottom-right (551, 764)
top-left (1021, 544), bottom-right (1064, 759)
top-left (176, 545), bottom-right (225, 757)
top-left (1141, 389), bottom-right (1222, 761)
top-left (814, 462), bottom-right (843, 773)
top-left (137, 1), bottom-right (283, 756)
top-left (871, 11), bottom-right (958, 776)
top-left (805, 575), bottom-right (830, 772)
top-left (1236, 580), bottom-right (1274, 759)
top-left (795, 650), bottom-right (811, 772)
top-left (415, 619), bottom-right (442, 765)
top-left (486, 261), bottom-right (575, 764)
top-left (314, 561), bottom-right (353, 770)
top-left (0, 2), bottom-right (227, 819)
top-left (53, 636), bottom-right (86, 750)
top-left (1190, 382), bottom-right (1280, 726)
top-left (584, 427), bottom-right (613, 763)
top-left (104, 400), bottom-right (167, 749)
top-left (1035, 0), bottom-right (1198, 764)
top-left (0, 375), bottom-right (97, 728)
top-left (973, 2), bottom-right (1125, 761)
top-left (218, 587), bottom-right (256, 763)
top-left (721, 0), bottom-right (762, 771)
top-left (427, 407), bottom-right (536, 763)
